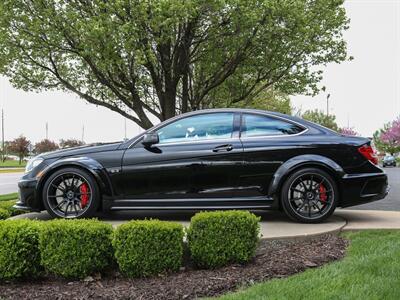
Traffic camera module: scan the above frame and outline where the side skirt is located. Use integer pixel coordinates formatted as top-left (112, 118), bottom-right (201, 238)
top-left (103, 196), bottom-right (276, 211)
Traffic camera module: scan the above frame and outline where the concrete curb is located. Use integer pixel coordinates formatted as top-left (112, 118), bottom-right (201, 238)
top-left (261, 216), bottom-right (348, 241)
top-left (10, 209), bottom-right (400, 240)
top-left (10, 210), bottom-right (348, 240)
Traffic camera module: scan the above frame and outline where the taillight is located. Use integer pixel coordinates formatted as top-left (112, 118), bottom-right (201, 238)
top-left (358, 144), bottom-right (378, 165)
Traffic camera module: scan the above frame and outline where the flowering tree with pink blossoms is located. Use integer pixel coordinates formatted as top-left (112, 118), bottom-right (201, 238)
top-left (381, 118), bottom-right (400, 146)
top-left (373, 118), bottom-right (400, 155)
top-left (339, 127), bottom-right (359, 136)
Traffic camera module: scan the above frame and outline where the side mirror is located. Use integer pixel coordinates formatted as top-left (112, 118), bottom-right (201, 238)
top-left (142, 133), bottom-right (159, 147)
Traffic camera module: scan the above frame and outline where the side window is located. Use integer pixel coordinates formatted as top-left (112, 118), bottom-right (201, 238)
top-left (157, 113), bottom-right (234, 144)
top-left (241, 114), bottom-right (305, 137)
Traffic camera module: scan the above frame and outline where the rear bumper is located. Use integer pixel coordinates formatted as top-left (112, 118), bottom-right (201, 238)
top-left (339, 172), bottom-right (389, 208)
top-left (13, 178), bottom-right (41, 212)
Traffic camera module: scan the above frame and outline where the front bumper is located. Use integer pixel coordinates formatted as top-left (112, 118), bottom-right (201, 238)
top-left (339, 172), bottom-right (389, 208)
top-left (13, 178), bottom-right (41, 212)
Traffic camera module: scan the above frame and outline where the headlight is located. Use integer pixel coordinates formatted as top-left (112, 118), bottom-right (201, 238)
top-left (25, 157), bottom-right (44, 173)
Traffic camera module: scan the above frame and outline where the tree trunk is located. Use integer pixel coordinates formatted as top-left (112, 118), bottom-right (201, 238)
top-left (161, 83), bottom-right (177, 120)
top-left (182, 70), bottom-right (189, 113)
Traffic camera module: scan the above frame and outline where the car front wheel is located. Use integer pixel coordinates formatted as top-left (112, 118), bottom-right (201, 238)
top-left (280, 168), bottom-right (338, 223)
top-left (42, 167), bottom-right (100, 219)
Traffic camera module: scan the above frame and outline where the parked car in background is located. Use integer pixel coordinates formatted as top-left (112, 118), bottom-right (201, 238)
top-left (382, 155), bottom-right (397, 167)
top-left (16, 109), bottom-right (389, 223)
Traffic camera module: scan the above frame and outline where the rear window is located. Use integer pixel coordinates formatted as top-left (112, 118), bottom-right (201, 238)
top-left (241, 114), bottom-right (305, 137)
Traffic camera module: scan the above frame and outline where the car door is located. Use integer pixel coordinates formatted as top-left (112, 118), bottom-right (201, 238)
top-left (118, 112), bottom-right (243, 204)
top-left (238, 113), bottom-right (307, 197)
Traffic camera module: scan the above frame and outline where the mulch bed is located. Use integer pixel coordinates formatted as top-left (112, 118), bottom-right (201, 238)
top-left (0, 234), bottom-right (348, 300)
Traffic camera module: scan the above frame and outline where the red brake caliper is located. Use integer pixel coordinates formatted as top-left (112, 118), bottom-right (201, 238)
top-left (80, 183), bottom-right (89, 208)
top-left (319, 184), bottom-right (327, 204)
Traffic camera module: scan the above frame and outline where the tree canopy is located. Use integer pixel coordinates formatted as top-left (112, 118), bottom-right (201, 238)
top-left (34, 139), bottom-right (59, 154)
top-left (60, 139), bottom-right (85, 149)
top-left (7, 135), bottom-right (30, 164)
top-left (374, 118), bottom-right (400, 155)
top-left (302, 109), bottom-right (339, 131)
top-left (212, 89), bottom-right (292, 114)
top-left (0, 0), bottom-right (349, 129)
top-left (339, 127), bottom-right (359, 136)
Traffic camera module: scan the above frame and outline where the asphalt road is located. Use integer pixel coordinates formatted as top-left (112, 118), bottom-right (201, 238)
top-left (0, 172), bottom-right (23, 194)
top-left (346, 167), bottom-right (400, 211)
top-left (0, 167), bottom-right (399, 210)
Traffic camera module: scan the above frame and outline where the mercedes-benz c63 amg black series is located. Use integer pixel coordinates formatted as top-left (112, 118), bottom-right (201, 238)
top-left (15, 109), bottom-right (389, 223)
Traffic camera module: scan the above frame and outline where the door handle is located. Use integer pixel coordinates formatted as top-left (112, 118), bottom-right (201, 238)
top-left (212, 144), bottom-right (233, 152)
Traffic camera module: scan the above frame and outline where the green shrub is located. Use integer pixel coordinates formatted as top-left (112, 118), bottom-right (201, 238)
top-left (39, 219), bottom-right (113, 279)
top-left (0, 200), bottom-right (25, 217)
top-left (0, 220), bottom-right (42, 280)
top-left (187, 210), bottom-right (260, 268)
top-left (113, 220), bottom-right (184, 277)
top-left (0, 208), bottom-right (11, 220)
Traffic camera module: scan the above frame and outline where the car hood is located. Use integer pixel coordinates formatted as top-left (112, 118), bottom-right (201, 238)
top-left (40, 142), bottom-right (123, 160)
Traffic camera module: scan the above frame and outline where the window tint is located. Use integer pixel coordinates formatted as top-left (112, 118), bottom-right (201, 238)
top-left (157, 113), bottom-right (234, 144)
top-left (241, 114), bottom-right (304, 137)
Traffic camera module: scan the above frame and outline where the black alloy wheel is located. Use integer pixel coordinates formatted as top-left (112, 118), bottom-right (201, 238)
top-left (281, 168), bottom-right (338, 223)
top-left (43, 167), bottom-right (100, 219)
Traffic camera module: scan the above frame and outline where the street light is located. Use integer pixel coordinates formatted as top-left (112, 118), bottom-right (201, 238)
top-left (326, 93), bottom-right (331, 116)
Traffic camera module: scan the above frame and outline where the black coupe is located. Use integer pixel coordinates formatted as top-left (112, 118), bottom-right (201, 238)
top-left (16, 109), bottom-right (389, 223)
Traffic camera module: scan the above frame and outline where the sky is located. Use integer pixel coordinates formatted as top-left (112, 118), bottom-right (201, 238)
top-left (0, 0), bottom-right (399, 144)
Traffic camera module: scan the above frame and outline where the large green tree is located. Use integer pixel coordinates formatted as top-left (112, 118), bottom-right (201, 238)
top-left (302, 109), bottom-right (339, 131)
top-left (0, 0), bottom-right (349, 129)
top-left (211, 89), bottom-right (292, 114)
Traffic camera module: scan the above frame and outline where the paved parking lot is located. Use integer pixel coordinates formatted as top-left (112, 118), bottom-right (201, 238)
top-left (0, 172), bottom-right (23, 194)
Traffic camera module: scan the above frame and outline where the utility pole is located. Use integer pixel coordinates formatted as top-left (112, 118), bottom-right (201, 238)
top-left (326, 93), bottom-right (331, 116)
top-left (81, 125), bottom-right (85, 143)
top-left (1, 108), bottom-right (4, 162)
top-left (45, 122), bottom-right (48, 139)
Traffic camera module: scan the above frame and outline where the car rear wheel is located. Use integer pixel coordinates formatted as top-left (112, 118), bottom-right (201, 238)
top-left (280, 168), bottom-right (338, 223)
top-left (42, 167), bottom-right (100, 219)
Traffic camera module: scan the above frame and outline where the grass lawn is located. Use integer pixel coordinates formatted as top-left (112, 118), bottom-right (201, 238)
top-left (216, 230), bottom-right (400, 300)
top-left (0, 168), bottom-right (24, 174)
top-left (0, 159), bottom-right (26, 168)
top-left (0, 193), bottom-right (18, 201)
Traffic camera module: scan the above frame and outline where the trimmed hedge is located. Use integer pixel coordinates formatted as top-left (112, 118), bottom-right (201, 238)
top-left (0, 200), bottom-right (25, 217)
top-left (39, 219), bottom-right (113, 279)
top-left (187, 210), bottom-right (260, 268)
top-left (0, 208), bottom-right (11, 220)
top-left (113, 220), bottom-right (184, 277)
top-left (0, 220), bottom-right (42, 280)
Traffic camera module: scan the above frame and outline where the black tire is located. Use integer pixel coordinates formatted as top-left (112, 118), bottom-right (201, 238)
top-left (42, 167), bottom-right (100, 219)
top-left (280, 168), bottom-right (338, 223)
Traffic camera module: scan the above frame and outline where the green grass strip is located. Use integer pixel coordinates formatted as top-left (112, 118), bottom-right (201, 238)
top-left (0, 193), bottom-right (18, 202)
top-left (215, 230), bottom-right (400, 300)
